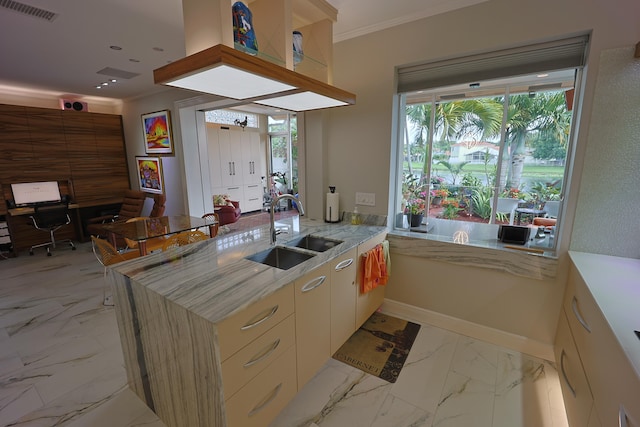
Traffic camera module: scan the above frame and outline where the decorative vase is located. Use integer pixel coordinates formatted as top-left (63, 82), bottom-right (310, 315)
top-left (409, 213), bottom-right (424, 227)
top-left (431, 196), bottom-right (442, 206)
top-left (293, 30), bottom-right (304, 65)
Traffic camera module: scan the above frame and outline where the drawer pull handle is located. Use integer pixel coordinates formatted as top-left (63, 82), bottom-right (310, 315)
top-left (248, 383), bottom-right (283, 417)
top-left (571, 296), bottom-right (591, 333)
top-left (301, 275), bottom-right (326, 293)
top-left (240, 305), bottom-right (279, 331)
top-left (243, 339), bottom-right (281, 368)
top-left (560, 349), bottom-right (576, 398)
top-left (335, 258), bottom-right (354, 271)
top-left (619, 405), bottom-right (628, 427)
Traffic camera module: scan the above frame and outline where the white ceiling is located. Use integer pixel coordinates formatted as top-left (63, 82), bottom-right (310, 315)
top-left (0, 0), bottom-right (485, 102)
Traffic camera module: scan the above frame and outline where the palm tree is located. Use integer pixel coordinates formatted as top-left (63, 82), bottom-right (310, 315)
top-left (406, 98), bottom-right (503, 176)
top-left (500, 92), bottom-right (571, 189)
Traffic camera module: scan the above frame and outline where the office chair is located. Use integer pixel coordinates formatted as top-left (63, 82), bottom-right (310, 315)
top-left (29, 203), bottom-right (76, 256)
top-left (86, 189), bottom-right (146, 236)
top-left (91, 236), bottom-right (140, 306)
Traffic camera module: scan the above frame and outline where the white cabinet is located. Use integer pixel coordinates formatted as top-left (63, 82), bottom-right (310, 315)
top-left (241, 132), bottom-right (261, 185)
top-left (207, 124), bottom-right (264, 213)
top-left (554, 309), bottom-right (594, 427)
top-left (218, 285), bottom-right (297, 427)
top-left (294, 263), bottom-right (331, 389)
top-left (218, 127), bottom-right (244, 187)
top-left (330, 248), bottom-right (358, 353)
top-left (557, 254), bottom-right (640, 427)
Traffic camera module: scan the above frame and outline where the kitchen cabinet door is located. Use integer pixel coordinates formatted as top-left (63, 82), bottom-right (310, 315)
top-left (330, 247), bottom-right (357, 353)
top-left (218, 128), bottom-right (244, 187)
top-left (554, 309), bottom-right (594, 427)
top-left (206, 125), bottom-right (223, 189)
top-left (294, 263), bottom-right (331, 389)
top-left (241, 131), bottom-right (261, 185)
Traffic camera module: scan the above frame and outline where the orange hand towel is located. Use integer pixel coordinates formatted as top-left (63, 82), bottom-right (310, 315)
top-left (362, 244), bottom-right (388, 294)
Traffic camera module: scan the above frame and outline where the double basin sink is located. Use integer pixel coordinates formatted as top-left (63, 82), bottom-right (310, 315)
top-left (245, 234), bottom-right (343, 270)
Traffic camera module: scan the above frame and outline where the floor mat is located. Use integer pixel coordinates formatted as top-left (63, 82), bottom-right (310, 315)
top-left (332, 311), bottom-right (420, 383)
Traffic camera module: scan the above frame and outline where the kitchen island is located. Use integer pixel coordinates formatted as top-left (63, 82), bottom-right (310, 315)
top-left (107, 216), bottom-right (387, 427)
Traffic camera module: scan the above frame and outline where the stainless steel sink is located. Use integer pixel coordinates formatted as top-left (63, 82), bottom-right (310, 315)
top-left (245, 246), bottom-right (316, 270)
top-left (286, 235), bottom-right (343, 252)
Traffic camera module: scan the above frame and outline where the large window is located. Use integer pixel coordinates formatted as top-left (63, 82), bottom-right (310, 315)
top-left (394, 68), bottom-right (581, 250)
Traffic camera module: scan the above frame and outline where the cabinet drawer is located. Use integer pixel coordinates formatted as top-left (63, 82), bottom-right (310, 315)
top-left (222, 314), bottom-right (295, 400)
top-left (218, 285), bottom-right (294, 361)
top-left (225, 346), bottom-right (297, 427)
top-left (555, 309), bottom-right (593, 427)
top-left (564, 264), bottom-right (640, 426)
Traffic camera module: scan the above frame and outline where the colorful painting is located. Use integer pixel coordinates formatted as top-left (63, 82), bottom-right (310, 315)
top-left (136, 156), bottom-right (164, 194)
top-left (142, 110), bottom-right (174, 154)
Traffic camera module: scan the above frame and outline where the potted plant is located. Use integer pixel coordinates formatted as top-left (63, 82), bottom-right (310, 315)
top-left (430, 188), bottom-right (449, 206)
top-left (405, 196), bottom-right (426, 227)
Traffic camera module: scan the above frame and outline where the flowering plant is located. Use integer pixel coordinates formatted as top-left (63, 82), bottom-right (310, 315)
top-left (431, 176), bottom-right (445, 186)
top-left (501, 188), bottom-right (525, 199)
top-left (430, 188), bottom-right (449, 198)
top-left (441, 199), bottom-right (461, 219)
top-left (405, 197), bottom-right (426, 215)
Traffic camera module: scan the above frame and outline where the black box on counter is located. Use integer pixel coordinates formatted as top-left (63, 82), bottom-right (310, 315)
top-left (497, 225), bottom-right (530, 245)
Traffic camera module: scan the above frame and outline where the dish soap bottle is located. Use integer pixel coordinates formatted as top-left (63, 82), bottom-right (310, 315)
top-left (351, 207), bottom-right (361, 225)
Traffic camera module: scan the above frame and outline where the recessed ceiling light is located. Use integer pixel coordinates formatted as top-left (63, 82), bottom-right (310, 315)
top-left (111, 79), bottom-right (117, 83)
top-left (102, 82), bottom-right (109, 86)
top-left (96, 86), bottom-right (102, 89)
top-left (129, 59), bottom-right (140, 63)
top-left (153, 47), bottom-right (164, 52)
top-left (110, 45), bottom-right (122, 51)
top-left (537, 73), bottom-right (549, 78)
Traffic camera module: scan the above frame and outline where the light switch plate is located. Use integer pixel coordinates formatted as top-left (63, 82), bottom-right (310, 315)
top-left (355, 192), bottom-right (375, 206)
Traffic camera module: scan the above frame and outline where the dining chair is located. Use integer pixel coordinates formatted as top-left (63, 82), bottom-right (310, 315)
top-left (496, 197), bottom-right (520, 225)
top-left (162, 230), bottom-right (209, 251)
top-left (91, 236), bottom-right (140, 306)
top-left (124, 216), bottom-right (166, 254)
top-left (201, 212), bottom-right (220, 237)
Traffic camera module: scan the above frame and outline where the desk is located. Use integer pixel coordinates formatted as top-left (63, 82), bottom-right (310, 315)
top-left (515, 208), bottom-right (546, 225)
top-left (100, 215), bottom-right (214, 256)
top-left (6, 204), bottom-right (82, 256)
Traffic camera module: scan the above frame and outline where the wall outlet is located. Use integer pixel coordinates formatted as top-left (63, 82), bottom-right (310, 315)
top-left (355, 192), bottom-right (375, 206)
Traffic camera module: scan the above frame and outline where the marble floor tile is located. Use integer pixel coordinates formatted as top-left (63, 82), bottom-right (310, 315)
top-left (0, 242), bottom-right (567, 427)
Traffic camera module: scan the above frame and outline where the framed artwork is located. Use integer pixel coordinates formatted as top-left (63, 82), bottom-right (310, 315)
top-left (142, 110), bottom-right (174, 154)
top-left (136, 156), bottom-right (164, 194)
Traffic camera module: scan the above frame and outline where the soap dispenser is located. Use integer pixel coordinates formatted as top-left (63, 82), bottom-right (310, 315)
top-left (351, 206), bottom-right (361, 225)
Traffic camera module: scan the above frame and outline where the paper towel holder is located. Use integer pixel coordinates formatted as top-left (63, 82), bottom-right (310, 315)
top-left (325, 186), bottom-right (340, 223)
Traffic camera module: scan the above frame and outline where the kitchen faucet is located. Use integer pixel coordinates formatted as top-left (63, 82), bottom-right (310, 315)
top-left (270, 194), bottom-right (304, 244)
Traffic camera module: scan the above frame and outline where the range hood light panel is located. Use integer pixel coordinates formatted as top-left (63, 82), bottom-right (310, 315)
top-left (165, 64), bottom-right (297, 100)
top-left (256, 91), bottom-right (348, 111)
top-left (154, 45), bottom-right (355, 111)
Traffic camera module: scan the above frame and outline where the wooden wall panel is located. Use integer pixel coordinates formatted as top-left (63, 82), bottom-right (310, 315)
top-left (0, 103), bottom-right (131, 214)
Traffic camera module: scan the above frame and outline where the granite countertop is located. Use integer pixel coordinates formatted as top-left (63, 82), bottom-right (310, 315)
top-left (108, 216), bottom-right (386, 325)
top-left (569, 251), bottom-right (640, 379)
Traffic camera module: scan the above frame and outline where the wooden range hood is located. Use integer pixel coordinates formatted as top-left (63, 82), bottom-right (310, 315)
top-left (154, 44), bottom-right (356, 112)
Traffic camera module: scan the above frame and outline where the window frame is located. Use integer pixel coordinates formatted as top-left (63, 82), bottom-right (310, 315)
top-left (391, 67), bottom-right (585, 254)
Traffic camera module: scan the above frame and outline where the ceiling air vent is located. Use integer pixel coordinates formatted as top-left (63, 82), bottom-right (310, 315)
top-left (97, 67), bottom-right (140, 80)
top-left (0, 0), bottom-right (58, 21)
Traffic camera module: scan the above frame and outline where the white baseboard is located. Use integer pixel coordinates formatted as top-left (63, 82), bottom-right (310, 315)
top-left (380, 298), bottom-right (555, 361)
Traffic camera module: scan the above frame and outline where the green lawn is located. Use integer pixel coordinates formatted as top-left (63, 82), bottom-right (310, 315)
top-left (406, 163), bottom-right (565, 180)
